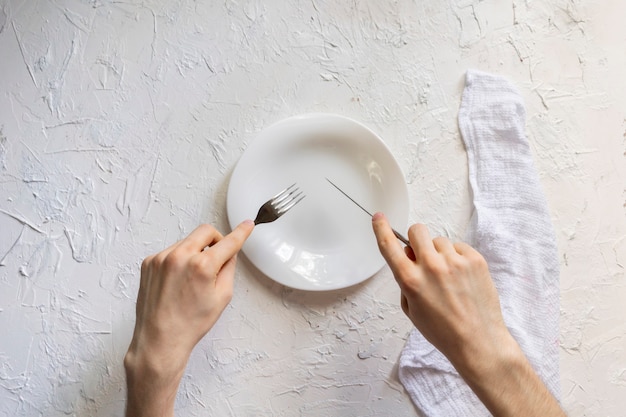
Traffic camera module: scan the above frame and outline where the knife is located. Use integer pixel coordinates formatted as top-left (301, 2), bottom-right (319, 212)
top-left (326, 178), bottom-right (410, 246)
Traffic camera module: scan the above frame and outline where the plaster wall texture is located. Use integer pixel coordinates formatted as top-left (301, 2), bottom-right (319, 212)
top-left (0, 0), bottom-right (624, 416)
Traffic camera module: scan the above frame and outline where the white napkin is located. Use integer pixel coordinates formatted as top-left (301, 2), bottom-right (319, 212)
top-left (398, 69), bottom-right (560, 416)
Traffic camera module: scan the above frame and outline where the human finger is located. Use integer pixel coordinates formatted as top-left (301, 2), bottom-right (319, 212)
top-left (407, 223), bottom-right (436, 261)
top-left (179, 224), bottom-right (224, 252)
top-left (372, 212), bottom-right (413, 276)
top-left (208, 220), bottom-right (255, 266)
top-left (433, 236), bottom-right (456, 256)
top-left (453, 241), bottom-right (477, 256)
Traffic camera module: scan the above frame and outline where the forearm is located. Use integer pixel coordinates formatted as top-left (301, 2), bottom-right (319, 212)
top-left (454, 335), bottom-right (566, 417)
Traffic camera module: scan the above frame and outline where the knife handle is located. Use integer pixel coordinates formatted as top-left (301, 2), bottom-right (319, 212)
top-left (393, 229), bottom-right (410, 246)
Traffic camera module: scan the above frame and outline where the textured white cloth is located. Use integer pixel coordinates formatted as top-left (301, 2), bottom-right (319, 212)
top-left (398, 69), bottom-right (560, 416)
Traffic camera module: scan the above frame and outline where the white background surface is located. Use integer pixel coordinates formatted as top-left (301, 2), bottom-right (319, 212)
top-left (0, 0), bottom-right (624, 416)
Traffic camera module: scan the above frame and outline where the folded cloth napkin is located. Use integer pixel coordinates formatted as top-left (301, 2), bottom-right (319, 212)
top-left (398, 69), bottom-right (560, 416)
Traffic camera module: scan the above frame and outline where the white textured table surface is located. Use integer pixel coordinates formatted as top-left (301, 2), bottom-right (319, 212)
top-left (1, 1), bottom-right (625, 416)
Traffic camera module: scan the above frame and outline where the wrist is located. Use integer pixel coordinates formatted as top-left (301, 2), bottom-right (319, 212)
top-left (453, 332), bottom-right (525, 390)
top-left (124, 345), bottom-right (187, 417)
top-left (450, 333), bottom-right (565, 417)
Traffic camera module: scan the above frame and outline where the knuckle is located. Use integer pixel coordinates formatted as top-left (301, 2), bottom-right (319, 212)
top-left (162, 250), bottom-right (184, 271)
top-left (423, 255), bottom-right (448, 276)
top-left (141, 255), bottom-right (154, 271)
top-left (187, 255), bottom-right (210, 277)
top-left (197, 223), bottom-right (215, 233)
top-left (201, 223), bottom-right (223, 239)
top-left (420, 252), bottom-right (438, 267)
top-left (432, 236), bottom-right (451, 253)
top-left (377, 232), bottom-right (394, 248)
top-left (378, 236), bottom-right (398, 258)
top-left (426, 264), bottom-right (445, 277)
top-left (471, 252), bottom-right (489, 271)
top-left (449, 257), bottom-right (468, 274)
top-left (153, 252), bottom-right (168, 267)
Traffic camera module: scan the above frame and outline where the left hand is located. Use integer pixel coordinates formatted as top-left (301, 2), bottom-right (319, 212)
top-left (124, 221), bottom-right (254, 417)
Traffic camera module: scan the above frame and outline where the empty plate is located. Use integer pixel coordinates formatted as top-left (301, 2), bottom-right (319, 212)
top-left (227, 113), bottom-right (409, 291)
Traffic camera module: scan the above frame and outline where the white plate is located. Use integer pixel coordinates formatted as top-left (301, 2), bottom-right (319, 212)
top-left (227, 114), bottom-right (409, 291)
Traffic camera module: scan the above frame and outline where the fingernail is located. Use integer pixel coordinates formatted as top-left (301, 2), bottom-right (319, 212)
top-left (372, 212), bottom-right (384, 221)
top-left (242, 219), bottom-right (254, 227)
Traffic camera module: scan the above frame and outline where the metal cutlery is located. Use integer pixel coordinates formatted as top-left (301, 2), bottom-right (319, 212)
top-left (254, 183), bottom-right (305, 225)
top-left (326, 178), bottom-right (410, 246)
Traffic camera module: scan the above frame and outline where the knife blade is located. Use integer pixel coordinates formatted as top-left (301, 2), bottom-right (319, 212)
top-left (326, 178), bottom-right (410, 246)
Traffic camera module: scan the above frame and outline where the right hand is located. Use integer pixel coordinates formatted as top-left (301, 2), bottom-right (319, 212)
top-left (372, 212), bottom-right (567, 417)
top-left (371, 212), bottom-right (511, 366)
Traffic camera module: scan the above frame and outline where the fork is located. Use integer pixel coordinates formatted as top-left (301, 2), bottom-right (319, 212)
top-left (254, 183), bottom-right (305, 225)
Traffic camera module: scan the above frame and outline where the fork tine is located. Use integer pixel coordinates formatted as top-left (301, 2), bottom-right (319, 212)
top-left (274, 189), bottom-right (302, 210)
top-left (271, 183), bottom-right (296, 200)
top-left (272, 186), bottom-right (300, 206)
top-left (253, 183), bottom-right (304, 225)
top-left (277, 193), bottom-right (305, 214)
